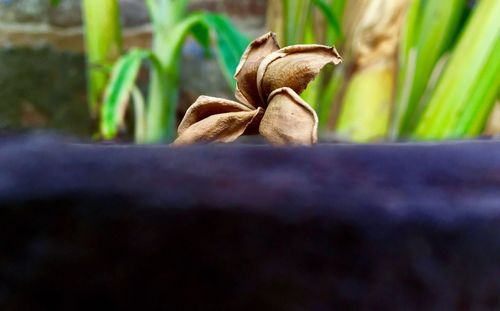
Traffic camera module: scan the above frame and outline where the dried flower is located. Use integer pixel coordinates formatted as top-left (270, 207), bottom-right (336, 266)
top-left (173, 32), bottom-right (342, 146)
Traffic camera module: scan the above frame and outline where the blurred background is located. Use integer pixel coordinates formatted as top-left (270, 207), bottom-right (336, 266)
top-left (0, 0), bottom-right (498, 143)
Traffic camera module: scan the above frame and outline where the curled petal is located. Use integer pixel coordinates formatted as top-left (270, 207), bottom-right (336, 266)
top-left (174, 96), bottom-right (263, 145)
top-left (178, 96), bottom-right (253, 135)
top-left (234, 32), bottom-right (280, 108)
top-left (256, 45), bottom-right (342, 104)
top-left (259, 87), bottom-right (318, 145)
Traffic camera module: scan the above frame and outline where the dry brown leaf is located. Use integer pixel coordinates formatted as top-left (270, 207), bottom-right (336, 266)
top-left (234, 32), bottom-right (280, 108)
top-left (259, 87), bottom-right (318, 145)
top-left (256, 45), bottom-right (342, 104)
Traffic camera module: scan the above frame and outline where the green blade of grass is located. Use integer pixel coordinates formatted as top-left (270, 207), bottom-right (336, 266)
top-left (82, 0), bottom-right (122, 114)
top-left (317, 67), bottom-right (344, 129)
top-left (414, 0), bottom-right (500, 140)
top-left (131, 86), bottom-right (146, 143)
top-left (449, 37), bottom-right (500, 137)
top-left (297, 0), bottom-right (313, 43)
top-left (283, 0), bottom-right (301, 45)
top-left (101, 49), bottom-right (162, 139)
top-left (203, 14), bottom-right (250, 88)
top-left (394, 0), bottom-right (467, 137)
top-left (146, 0), bottom-right (190, 29)
top-left (311, 0), bottom-right (343, 42)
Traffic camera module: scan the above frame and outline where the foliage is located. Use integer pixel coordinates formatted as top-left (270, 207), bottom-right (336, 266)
top-left (269, 0), bottom-right (500, 142)
top-left (412, 0), bottom-right (500, 140)
top-left (81, 0), bottom-right (499, 143)
top-left (83, 0), bottom-right (249, 143)
top-left (392, 0), bottom-right (468, 137)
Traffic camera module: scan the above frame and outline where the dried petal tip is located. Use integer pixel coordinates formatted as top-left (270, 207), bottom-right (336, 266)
top-left (257, 45), bottom-right (343, 104)
top-left (234, 32), bottom-right (281, 108)
top-left (259, 87), bottom-right (318, 146)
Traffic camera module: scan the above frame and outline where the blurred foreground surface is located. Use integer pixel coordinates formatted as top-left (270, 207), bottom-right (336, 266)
top-left (0, 135), bottom-right (499, 310)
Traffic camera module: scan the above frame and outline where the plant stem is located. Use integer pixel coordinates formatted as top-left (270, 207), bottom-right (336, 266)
top-left (318, 67), bottom-right (344, 129)
top-left (82, 0), bottom-right (122, 115)
top-left (145, 10), bottom-right (200, 143)
top-left (144, 0), bottom-right (188, 143)
top-left (336, 66), bottom-right (394, 142)
top-left (132, 86), bottom-right (146, 143)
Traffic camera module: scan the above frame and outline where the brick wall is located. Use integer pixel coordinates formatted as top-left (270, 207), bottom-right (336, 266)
top-left (0, 0), bottom-right (267, 51)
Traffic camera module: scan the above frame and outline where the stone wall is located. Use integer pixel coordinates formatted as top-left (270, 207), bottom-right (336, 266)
top-left (0, 0), bottom-right (267, 137)
top-left (0, 0), bottom-right (149, 51)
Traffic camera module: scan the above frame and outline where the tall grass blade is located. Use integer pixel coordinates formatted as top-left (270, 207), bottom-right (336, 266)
top-left (82, 0), bottom-right (122, 114)
top-left (414, 0), bottom-right (500, 140)
top-left (101, 49), bottom-right (161, 139)
top-left (131, 86), bottom-right (146, 143)
top-left (311, 0), bottom-right (342, 42)
top-left (203, 14), bottom-right (250, 88)
top-left (317, 68), bottom-right (344, 129)
top-left (394, 0), bottom-right (467, 137)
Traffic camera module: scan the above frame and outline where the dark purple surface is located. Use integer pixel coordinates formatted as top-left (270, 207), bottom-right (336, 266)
top-left (0, 135), bottom-right (499, 310)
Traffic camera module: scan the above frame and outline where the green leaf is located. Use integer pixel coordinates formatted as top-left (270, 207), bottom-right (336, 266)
top-left (311, 0), bottom-right (343, 42)
top-left (145, 13), bottom-right (210, 143)
top-left (101, 49), bottom-right (161, 139)
top-left (50, 0), bottom-right (62, 6)
top-left (131, 86), bottom-right (147, 143)
top-left (146, 0), bottom-right (190, 29)
top-left (190, 21), bottom-right (211, 50)
top-left (413, 0), bottom-right (500, 140)
top-left (394, 0), bottom-right (468, 137)
top-left (202, 14), bottom-right (250, 88)
top-left (317, 67), bottom-right (344, 129)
